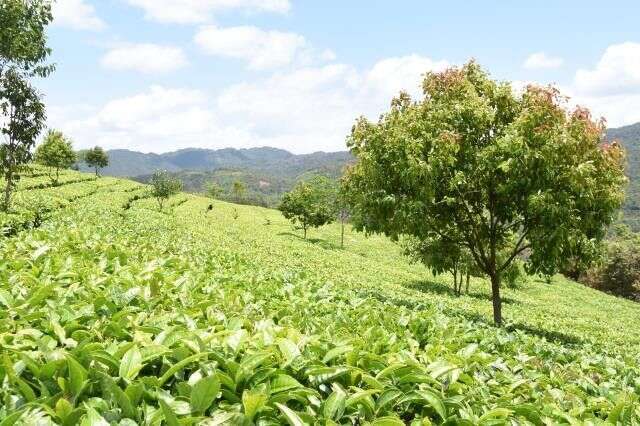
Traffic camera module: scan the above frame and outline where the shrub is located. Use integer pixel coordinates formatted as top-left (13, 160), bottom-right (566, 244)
top-left (582, 230), bottom-right (640, 299)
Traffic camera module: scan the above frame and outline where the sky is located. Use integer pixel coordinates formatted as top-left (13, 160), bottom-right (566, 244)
top-left (43, 0), bottom-right (640, 154)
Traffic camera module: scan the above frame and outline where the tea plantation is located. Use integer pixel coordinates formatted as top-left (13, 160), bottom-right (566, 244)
top-left (1, 169), bottom-right (639, 425)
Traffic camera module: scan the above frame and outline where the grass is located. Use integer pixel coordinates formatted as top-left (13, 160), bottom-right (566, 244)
top-left (0, 167), bottom-right (639, 424)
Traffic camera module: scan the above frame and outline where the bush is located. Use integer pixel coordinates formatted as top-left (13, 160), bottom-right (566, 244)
top-left (579, 226), bottom-right (640, 300)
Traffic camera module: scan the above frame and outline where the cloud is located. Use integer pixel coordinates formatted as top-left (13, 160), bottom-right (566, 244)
top-left (101, 44), bottom-right (188, 73)
top-left (52, 0), bottom-right (106, 31)
top-left (48, 54), bottom-right (451, 153)
top-left (574, 42), bottom-right (640, 97)
top-left (523, 52), bottom-right (563, 69)
top-left (54, 86), bottom-right (253, 152)
top-left (125, 0), bottom-right (290, 24)
top-left (365, 54), bottom-right (449, 98)
top-left (194, 25), bottom-right (308, 70)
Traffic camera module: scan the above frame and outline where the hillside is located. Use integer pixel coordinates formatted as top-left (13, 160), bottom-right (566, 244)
top-left (1, 168), bottom-right (639, 423)
top-left (607, 122), bottom-right (640, 228)
top-left (79, 147), bottom-right (353, 207)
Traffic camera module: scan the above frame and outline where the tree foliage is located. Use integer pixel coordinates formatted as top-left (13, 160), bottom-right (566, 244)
top-left (342, 61), bottom-right (627, 325)
top-left (0, 0), bottom-right (53, 211)
top-left (206, 181), bottom-right (223, 200)
top-left (0, 0), bottom-right (54, 78)
top-left (85, 146), bottom-right (109, 176)
top-left (150, 170), bottom-right (182, 211)
top-left (0, 69), bottom-right (46, 211)
top-left (35, 129), bottom-right (76, 183)
top-left (279, 175), bottom-right (336, 239)
top-left (579, 225), bottom-right (640, 300)
top-left (232, 180), bottom-right (246, 202)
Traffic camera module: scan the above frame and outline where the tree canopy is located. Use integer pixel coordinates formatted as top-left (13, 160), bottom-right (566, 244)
top-left (35, 129), bottom-right (76, 183)
top-left (342, 61), bottom-right (627, 325)
top-left (85, 146), bottom-right (109, 176)
top-left (279, 175), bottom-right (337, 239)
top-left (0, 0), bottom-right (54, 78)
top-left (150, 170), bottom-right (182, 211)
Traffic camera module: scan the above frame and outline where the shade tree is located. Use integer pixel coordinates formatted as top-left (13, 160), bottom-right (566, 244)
top-left (279, 175), bottom-right (337, 240)
top-left (342, 61), bottom-right (626, 325)
top-left (150, 170), bottom-right (182, 211)
top-left (34, 129), bottom-right (76, 184)
top-left (85, 146), bottom-right (109, 176)
top-left (0, 69), bottom-right (46, 210)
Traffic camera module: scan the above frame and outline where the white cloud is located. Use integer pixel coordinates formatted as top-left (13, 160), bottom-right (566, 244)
top-left (365, 54), bottom-right (449, 98)
top-left (194, 25), bottom-right (307, 70)
top-left (48, 54), bottom-right (450, 153)
top-left (125, 0), bottom-right (290, 24)
top-left (523, 52), bottom-right (563, 69)
top-left (52, 0), bottom-right (106, 31)
top-left (54, 86), bottom-right (253, 152)
top-left (560, 42), bottom-right (640, 127)
top-left (574, 42), bottom-right (640, 97)
top-left (101, 44), bottom-right (188, 73)
top-left (217, 54), bottom-right (448, 152)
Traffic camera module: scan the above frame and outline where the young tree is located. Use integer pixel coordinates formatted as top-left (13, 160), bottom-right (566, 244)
top-left (0, 0), bottom-right (54, 211)
top-left (279, 175), bottom-right (336, 239)
top-left (342, 62), bottom-right (626, 326)
top-left (34, 129), bottom-right (76, 184)
top-left (150, 170), bottom-right (182, 211)
top-left (232, 180), bottom-right (246, 203)
top-left (402, 235), bottom-right (478, 296)
top-left (336, 190), bottom-right (350, 248)
top-left (85, 146), bottom-right (109, 176)
top-left (0, 70), bottom-right (46, 210)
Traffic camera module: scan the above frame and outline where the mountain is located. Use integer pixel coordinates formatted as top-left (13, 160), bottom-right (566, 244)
top-left (80, 147), bottom-right (352, 178)
top-left (606, 122), bottom-right (640, 229)
top-left (79, 147), bottom-right (354, 207)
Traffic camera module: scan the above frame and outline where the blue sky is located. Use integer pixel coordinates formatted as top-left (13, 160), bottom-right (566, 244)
top-left (45, 0), bottom-right (640, 153)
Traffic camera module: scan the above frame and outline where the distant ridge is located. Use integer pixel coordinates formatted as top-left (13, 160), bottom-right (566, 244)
top-left (79, 147), bottom-right (352, 178)
top-left (80, 122), bottom-right (640, 212)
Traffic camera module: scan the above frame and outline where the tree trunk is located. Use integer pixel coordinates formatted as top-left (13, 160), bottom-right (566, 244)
top-left (452, 266), bottom-right (459, 296)
top-left (490, 272), bottom-right (502, 326)
top-left (303, 224), bottom-right (307, 240)
top-left (341, 217), bottom-right (344, 248)
top-left (95, 166), bottom-right (99, 176)
top-left (3, 171), bottom-right (12, 211)
top-left (465, 272), bottom-right (470, 294)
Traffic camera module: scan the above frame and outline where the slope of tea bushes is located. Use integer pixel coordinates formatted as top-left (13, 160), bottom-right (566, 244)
top-left (1, 169), bottom-right (639, 425)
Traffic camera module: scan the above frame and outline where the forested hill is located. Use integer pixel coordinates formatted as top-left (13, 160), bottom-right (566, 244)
top-left (80, 147), bottom-right (353, 178)
top-left (607, 122), bottom-right (640, 228)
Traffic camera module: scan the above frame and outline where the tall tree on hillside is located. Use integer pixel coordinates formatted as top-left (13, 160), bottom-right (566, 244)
top-left (342, 61), bottom-right (626, 326)
top-left (85, 146), bottom-right (109, 176)
top-left (35, 129), bottom-right (76, 184)
top-left (232, 180), bottom-right (246, 203)
top-left (279, 175), bottom-right (336, 240)
top-left (0, 0), bottom-right (54, 211)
